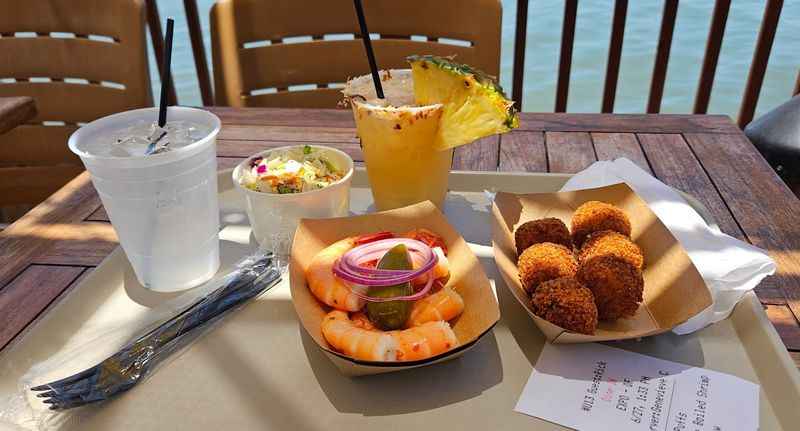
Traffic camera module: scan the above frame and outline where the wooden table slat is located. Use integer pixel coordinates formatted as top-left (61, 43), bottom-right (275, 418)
top-left (517, 113), bottom-right (740, 134)
top-left (636, 133), bottom-right (746, 241)
top-left (764, 304), bottom-right (800, 351)
top-left (208, 107), bottom-right (355, 128)
top-left (545, 131), bottom-right (596, 173)
top-left (218, 124), bottom-right (358, 143)
top-left (790, 351), bottom-right (800, 371)
top-left (207, 108), bottom-right (741, 134)
top-left (498, 131), bottom-right (547, 173)
top-left (590, 132), bottom-right (653, 174)
top-left (217, 139), bottom-right (364, 162)
top-left (452, 135), bottom-right (499, 171)
top-left (86, 205), bottom-right (109, 222)
top-left (0, 265), bottom-right (85, 350)
top-left (684, 132), bottom-right (800, 320)
top-left (0, 173), bottom-right (100, 287)
top-left (31, 222), bottom-right (118, 266)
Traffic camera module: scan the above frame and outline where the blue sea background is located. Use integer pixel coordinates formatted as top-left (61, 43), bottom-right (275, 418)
top-left (151, 0), bottom-right (799, 118)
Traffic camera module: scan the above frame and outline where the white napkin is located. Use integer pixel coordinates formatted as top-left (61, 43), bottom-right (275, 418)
top-left (560, 158), bottom-right (776, 334)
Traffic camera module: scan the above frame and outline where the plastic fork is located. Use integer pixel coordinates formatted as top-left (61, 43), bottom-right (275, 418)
top-left (30, 254), bottom-right (282, 410)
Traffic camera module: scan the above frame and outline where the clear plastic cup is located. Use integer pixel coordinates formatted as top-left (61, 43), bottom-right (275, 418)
top-left (68, 107), bottom-right (222, 292)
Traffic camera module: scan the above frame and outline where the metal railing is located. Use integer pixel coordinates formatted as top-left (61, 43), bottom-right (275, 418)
top-left (512, 0), bottom-right (791, 128)
top-left (152, 0), bottom-right (796, 128)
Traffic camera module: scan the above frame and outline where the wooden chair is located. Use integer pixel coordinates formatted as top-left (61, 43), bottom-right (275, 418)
top-left (210, 0), bottom-right (502, 108)
top-left (0, 0), bottom-right (152, 220)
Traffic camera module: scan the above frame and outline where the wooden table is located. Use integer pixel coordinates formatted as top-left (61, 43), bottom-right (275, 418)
top-left (2, 107), bottom-right (799, 368)
top-left (0, 97), bottom-right (36, 135)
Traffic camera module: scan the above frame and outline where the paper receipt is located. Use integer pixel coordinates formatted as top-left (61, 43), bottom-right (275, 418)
top-left (515, 343), bottom-right (759, 431)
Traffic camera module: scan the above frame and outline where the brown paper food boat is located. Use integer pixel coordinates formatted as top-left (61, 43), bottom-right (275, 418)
top-left (491, 183), bottom-right (712, 343)
top-left (290, 201), bottom-right (500, 376)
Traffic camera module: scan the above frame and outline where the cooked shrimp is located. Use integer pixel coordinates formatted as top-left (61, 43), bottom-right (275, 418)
top-left (403, 228), bottom-right (448, 254)
top-left (407, 286), bottom-right (465, 327)
top-left (306, 237), bottom-right (366, 312)
top-left (410, 246), bottom-right (451, 287)
top-left (350, 312), bottom-right (377, 330)
top-left (391, 320), bottom-right (459, 361)
top-left (321, 310), bottom-right (397, 361)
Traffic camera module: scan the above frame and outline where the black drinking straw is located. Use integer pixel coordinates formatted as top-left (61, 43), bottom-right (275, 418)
top-left (157, 18), bottom-right (175, 127)
top-left (353, 0), bottom-right (384, 99)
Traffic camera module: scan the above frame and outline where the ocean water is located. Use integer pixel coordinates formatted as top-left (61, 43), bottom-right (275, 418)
top-left (152, 0), bottom-right (799, 119)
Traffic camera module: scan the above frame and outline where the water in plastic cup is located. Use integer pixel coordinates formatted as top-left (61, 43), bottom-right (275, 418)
top-left (68, 107), bottom-right (221, 292)
top-left (343, 70), bottom-right (453, 211)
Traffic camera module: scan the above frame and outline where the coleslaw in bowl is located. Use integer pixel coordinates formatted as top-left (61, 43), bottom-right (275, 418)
top-left (233, 145), bottom-right (354, 253)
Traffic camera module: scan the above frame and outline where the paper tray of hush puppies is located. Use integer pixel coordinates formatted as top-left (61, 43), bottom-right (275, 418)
top-left (491, 183), bottom-right (713, 343)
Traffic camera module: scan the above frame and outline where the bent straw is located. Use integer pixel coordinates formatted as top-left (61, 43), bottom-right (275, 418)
top-left (353, 0), bottom-right (384, 99)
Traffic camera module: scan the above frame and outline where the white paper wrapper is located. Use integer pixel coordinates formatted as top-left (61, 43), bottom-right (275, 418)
top-left (560, 158), bottom-right (776, 334)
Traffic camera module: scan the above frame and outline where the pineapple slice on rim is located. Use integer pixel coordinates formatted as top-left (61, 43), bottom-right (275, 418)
top-left (408, 55), bottom-right (519, 150)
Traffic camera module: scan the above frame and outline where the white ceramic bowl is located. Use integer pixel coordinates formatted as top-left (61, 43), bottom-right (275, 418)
top-left (232, 145), bottom-right (354, 253)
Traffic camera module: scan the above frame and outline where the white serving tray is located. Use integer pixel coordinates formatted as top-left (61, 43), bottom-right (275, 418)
top-left (1, 168), bottom-right (798, 430)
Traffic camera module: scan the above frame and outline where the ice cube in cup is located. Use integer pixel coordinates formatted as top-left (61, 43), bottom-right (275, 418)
top-left (68, 107), bottom-right (222, 292)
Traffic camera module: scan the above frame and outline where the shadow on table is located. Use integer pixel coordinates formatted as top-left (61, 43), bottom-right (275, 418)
top-left (608, 331), bottom-right (706, 368)
top-left (122, 237), bottom-right (254, 308)
top-left (443, 192), bottom-right (494, 246)
top-left (303, 323), bottom-right (503, 416)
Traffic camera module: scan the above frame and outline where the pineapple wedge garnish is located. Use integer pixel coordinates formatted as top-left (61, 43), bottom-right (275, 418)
top-left (408, 55), bottom-right (519, 150)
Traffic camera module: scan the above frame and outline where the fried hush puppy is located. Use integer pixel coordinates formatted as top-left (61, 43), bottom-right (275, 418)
top-left (579, 230), bottom-right (644, 270)
top-left (515, 218), bottom-right (573, 255)
top-left (571, 201), bottom-right (632, 247)
top-left (577, 256), bottom-right (643, 320)
top-left (517, 243), bottom-right (578, 293)
top-left (530, 277), bottom-right (598, 335)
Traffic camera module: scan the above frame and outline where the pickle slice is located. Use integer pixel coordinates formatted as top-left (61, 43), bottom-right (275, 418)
top-left (366, 244), bottom-right (414, 330)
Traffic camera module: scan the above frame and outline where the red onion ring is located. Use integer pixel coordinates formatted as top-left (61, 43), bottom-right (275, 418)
top-left (333, 238), bottom-right (437, 286)
top-left (349, 276), bottom-right (435, 303)
top-left (332, 238), bottom-right (439, 302)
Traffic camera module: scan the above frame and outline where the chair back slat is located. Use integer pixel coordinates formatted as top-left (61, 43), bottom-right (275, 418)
top-left (0, 82), bottom-right (142, 123)
top-left (0, 165), bottom-right (83, 205)
top-left (0, 0), bottom-right (138, 39)
top-left (0, 125), bottom-right (78, 166)
top-left (0, 37), bottom-right (148, 97)
top-left (218, 0), bottom-right (498, 47)
top-left (738, 0), bottom-right (783, 128)
top-left (601, 0), bottom-right (627, 113)
top-left (555, 0), bottom-right (578, 113)
top-left (693, 0), bottom-right (730, 114)
top-left (238, 40), bottom-right (475, 97)
top-left (511, 0), bottom-right (529, 109)
top-left (211, 0), bottom-right (502, 108)
top-left (646, 0), bottom-right (678, 114)
top-left (246, 88), bottom-right (344, 109)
